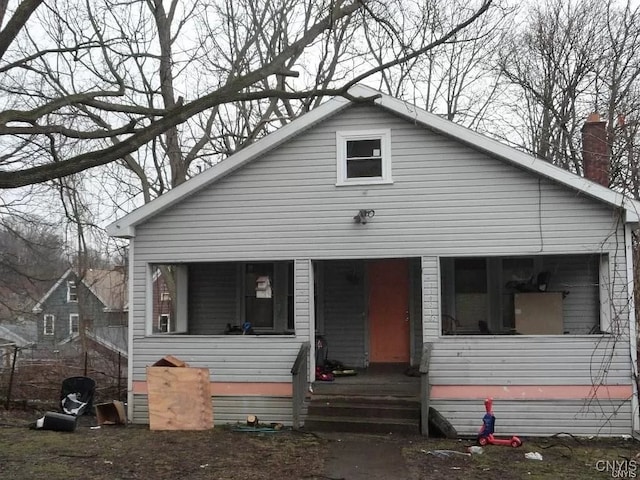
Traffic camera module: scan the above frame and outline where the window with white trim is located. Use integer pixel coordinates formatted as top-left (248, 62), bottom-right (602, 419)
top-left (67, 281), bottom-right (78, 302)
top-left (44, 314), bottom-right (55, 335)
top-left (158, 314), bottom-right (171, 333)
top-left (336, 129), bottom-right (392, 185)
top-left (69, 314), bottom-right (79, 334)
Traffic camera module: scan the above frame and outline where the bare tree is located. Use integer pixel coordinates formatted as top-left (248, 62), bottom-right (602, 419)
top-left (0, 0), bottom-right (493, 189)
top-left (358, 0), bottom-right (514, 130)
top-left (498, 0), bottom-right (640, 186)
top-left (595, 2), bottom-right (640, 196)
top-left (0, 215), bottom-right (66, 321)
top-left (497, 0), bottom-right (609, 172)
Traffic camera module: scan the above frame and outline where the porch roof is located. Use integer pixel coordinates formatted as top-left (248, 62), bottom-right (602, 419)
top-left (107, 85), bottom-right (640, 238)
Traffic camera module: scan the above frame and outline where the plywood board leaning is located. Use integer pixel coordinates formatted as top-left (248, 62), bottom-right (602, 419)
top-left (146, 366), bottom-right (213, 430)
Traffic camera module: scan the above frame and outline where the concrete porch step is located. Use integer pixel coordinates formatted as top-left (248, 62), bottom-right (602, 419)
top-left (304, 394), bottom-right (421, 434)
top-left (311, 382), bottom-right (420, 397)
top-left (309, 396), bottom-right (420, 419)
top-left (304, 414), bottom-right (420, 434)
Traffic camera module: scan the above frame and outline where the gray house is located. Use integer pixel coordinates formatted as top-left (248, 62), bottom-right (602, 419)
top-left (108, 85), bottom-right (639, 436)
top-left (32, 268), bottom-right (127, 356)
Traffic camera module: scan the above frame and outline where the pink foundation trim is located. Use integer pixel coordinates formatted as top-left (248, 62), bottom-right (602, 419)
top-left (132, 380), bottom-right (292, 397)
top-left (429, 384), bottom-right (632, 401)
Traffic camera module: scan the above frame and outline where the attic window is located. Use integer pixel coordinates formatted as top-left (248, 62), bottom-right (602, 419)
top-left (336, 129), bottom-right (392, 185)
top-left (67, 281), bottom-right (78, 302)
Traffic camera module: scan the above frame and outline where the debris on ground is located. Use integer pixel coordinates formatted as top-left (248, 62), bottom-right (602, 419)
top-left (29, 411), bottom-right (77, 432)
top-left (422, 449), bottom-right (471, 458)
top-left (231, 416), bottom-right (285, 433)
top-left (525, 451), bottom-right (543, 460)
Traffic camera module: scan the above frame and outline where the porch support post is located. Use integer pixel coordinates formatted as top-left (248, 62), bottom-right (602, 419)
top-left (421, 256), bottom-right (440, 341)
top-left (294, 259), bottom-right (315, 383)
top-left (420, 257), bottom-right (439, 436)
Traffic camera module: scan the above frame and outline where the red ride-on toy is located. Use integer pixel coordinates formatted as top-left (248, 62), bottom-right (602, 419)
top-left (477, 398), bottom-right (522, 448)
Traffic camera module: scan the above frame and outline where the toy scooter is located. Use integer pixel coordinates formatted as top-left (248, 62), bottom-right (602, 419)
top-left (477, 398), bottom-right (522, 448)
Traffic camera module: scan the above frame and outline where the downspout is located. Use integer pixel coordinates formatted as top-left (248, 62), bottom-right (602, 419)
top-left (624, 223), bottom-right (639, 432)
top-left (127, 239), bottom-right (135, 424)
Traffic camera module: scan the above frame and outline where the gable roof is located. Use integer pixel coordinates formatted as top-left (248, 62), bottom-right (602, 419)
top-left (59, 326), bottom-right (127, 357)
top-left (0, 320), bottom-right (38, 347)
top-left (32, 268), bottom-right (127, 313)
top-left (107, 85), bottom-right (640, 238)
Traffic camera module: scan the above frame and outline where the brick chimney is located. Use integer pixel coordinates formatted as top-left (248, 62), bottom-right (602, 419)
top-left (581, 112), bottom-right (609, 187)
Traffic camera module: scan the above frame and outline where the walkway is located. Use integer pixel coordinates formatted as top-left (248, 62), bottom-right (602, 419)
top-left (321, 432), bottom-right (411, 480)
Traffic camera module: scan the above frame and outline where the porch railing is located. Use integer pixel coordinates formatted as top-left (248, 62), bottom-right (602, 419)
top-left (290, 341), bottom-right (310, 430)
top-left (420, 342), bottom-right (433, 436)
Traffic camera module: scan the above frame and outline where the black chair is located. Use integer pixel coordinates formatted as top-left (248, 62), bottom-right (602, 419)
top-left (60, 376), bottom-right (96, 416)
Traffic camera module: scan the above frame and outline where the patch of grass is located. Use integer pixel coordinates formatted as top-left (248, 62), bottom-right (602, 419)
top-left (0, 418), bottom-right (328, 480)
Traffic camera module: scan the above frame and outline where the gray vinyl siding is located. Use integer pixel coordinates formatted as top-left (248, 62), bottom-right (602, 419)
top-left (188, 262), bottom-right (237, 334)
top-left (293, 259), bottom-right (312, 343)
top-left (133, 105), bottom-right (625, 262)
top-left (421, 256), bottom-right (440, 340)
top-left (427, 336), bottom-right (633, 436)
top-left (429, 336), bottom-right (630, 385)
top-left (322, 260), bottom-right (366, 368)
top-left (130, 336), bottom-right (301, 381)
top-left (431, 399), bottom-right (632, 437)
top-left (131, 394), bottom-right (293, 426)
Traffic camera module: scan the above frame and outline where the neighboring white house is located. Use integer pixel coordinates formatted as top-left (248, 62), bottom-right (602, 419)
top-left (108, 85), bottom-right (639, 436)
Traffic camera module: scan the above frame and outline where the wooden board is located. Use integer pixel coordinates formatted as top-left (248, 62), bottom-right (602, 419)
top-left (152, 355), bottom-right (189, 367)
top-left (514, 292), bottom-right (563, 335)
top-left (146, 366), bottom-right (213, 430)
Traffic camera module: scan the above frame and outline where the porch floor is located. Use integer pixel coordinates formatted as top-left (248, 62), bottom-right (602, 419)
top-left (312, 363), bottom-right (420, 398)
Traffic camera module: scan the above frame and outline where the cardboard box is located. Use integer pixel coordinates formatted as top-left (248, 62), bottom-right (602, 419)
top-left (95, 401), bottom-right (127, 425)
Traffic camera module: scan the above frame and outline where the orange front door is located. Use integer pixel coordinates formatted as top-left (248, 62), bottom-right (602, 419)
top-left (368, 259), bottom-right (410, 363)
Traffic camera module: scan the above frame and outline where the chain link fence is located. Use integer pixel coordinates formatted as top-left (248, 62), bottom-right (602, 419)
top-left (0, 345), bottom-right (126, 411)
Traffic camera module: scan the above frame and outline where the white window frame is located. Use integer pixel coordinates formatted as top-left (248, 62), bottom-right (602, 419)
top-left (44, 314), bottom-right (55, 335)
top-left (160, 291), bottom-right (171, 302)
top-left (158, 314), bottom-right (171, 333)
top-left (69, 314), bottom-right (79, 335)
top-left (336, 129), bottom-right (392, 186)
top-left (147, 264), bottom-right (188, 335)
top-left (67, 281), bottom-right (78, 302)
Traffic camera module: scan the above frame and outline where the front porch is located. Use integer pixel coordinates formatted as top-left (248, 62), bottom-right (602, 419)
top-left (313, 363), bottom-right (420, 397)
top-left (134, 252), bottom-right (624, 434)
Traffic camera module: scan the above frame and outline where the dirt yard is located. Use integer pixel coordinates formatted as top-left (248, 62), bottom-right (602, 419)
top-left (0, 408), bottom-right (638, 479)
